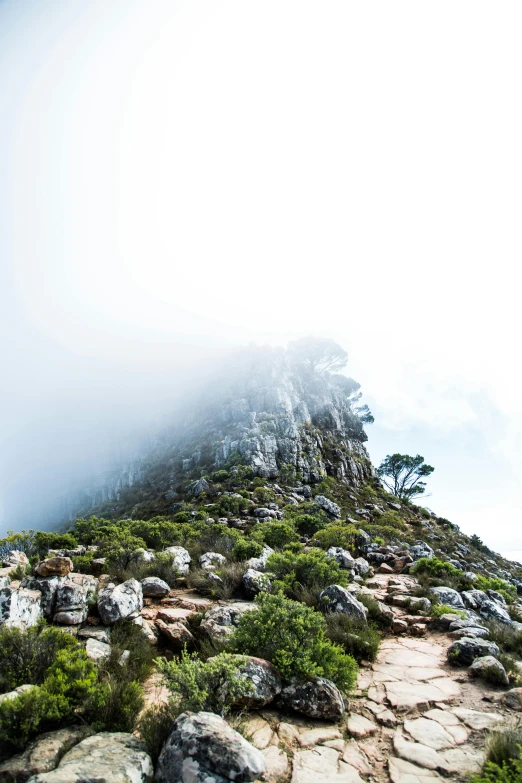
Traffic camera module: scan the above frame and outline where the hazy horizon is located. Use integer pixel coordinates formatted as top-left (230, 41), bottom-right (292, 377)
top-left (1, 1), bottom-right (521, 556)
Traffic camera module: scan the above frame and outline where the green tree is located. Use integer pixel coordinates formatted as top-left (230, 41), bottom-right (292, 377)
top-left (377, 453), bottom-right (434, 500)
top-left (288, 337), bottom-right (348, 375)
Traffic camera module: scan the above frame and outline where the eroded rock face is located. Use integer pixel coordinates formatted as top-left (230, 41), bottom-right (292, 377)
top-left (97, 579), bottom-right (143, 625)
top-left (53, 574), bottom-right (97, 625)
top-left (409, 542), bottom-right (434, 560)
top-left (461, 590), bottom-right (512, 625)
top-left (26, 732), bottom-right (153, 783)
top-left (315, 496), bottom-right (341, 519)
top-left (326, 548), bottom-right (355, 571)
top-left (277, 677), bottom-right (345, 720)
top-left (20, 576), bottom-right (65, 618)
top-left (319, 585), bottom-right (367, 623)
top-left (156, 711), bottom-right (266, 783)
top-left (243, 569), bottom-right (272, 594)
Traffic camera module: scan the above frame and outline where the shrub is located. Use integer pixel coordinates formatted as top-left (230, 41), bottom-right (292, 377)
top-left (358, 593), bottom-right (393, 629)
top-left (230, 592), bottom-right (358, 691)
top-left (211, 470), bottom-right (230, 483)
top-left (108, 552), bottom-right (180, 586)
top-left (253, 521), bottom-right (299, 549)
top-left (266, 548), bottom-right (348, 599)
top-left (232, 538), bottom-right (263, 561)
top-left (253, 486), bottom-right (275, 505)
top-left (475, 575), bottom-right (516, 603)
top-left (291, 514), bottom-right (326, 536)
top-left (412, 557), bottom-right (460, 578)
top-left (158, 649), bottom-right (252, 717)
top-left (216, 495), bottom-right (250, 517)
top-left (186, 562), bottom-right (247, 600)
top-left (0, 648), bottom-right (99, 748)
top-left (0, 621), bottom-right (78, 692)
top-left (312, 524), bottom-right (358, 550)
top-left (471, 727), bottom-right (522, 782)
top-left (138, 702), bottom-right (178, 763)
top-left (323, 613), bottom-right (380, 662)
top-left (72, 551), bottom-right (94, 573)
top-left (485, 622), bottom-right (522, 659)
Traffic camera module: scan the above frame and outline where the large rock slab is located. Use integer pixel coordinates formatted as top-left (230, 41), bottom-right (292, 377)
top-left (53, 574), bottom-right (97, 625)
top-left (277, 677), bottom-right (344, 720)
top-left (430, 586), bottom-right (464, 609)
top-left (403, 718), bottom-right (456, 750)
top-left (156, 711), bottom-right (266, 783)
top-left (384, 679), bottom-right (460, 711)
top-left (450, 707), bottom-right (505, 729)
top-left (292, 746), bottom-right (363, 783)
top-left (20, 576), bottom-right (65, 618)
top-left (0, 587), bottom-right (42, 628)
top-left (469, 655), bottom-right (509, 685)
top-left (319, 585), bottom-right (367, 622)
top-left (461, 590), bottom-right (512, 625)
top-left (140, 577), bottom-right (170, 597)
top-left (0, 726), bottom-right (92, 783)
top-left (26, 732), bottom-right (153, 782)
top-left (97, 579), bottom-right (143, 625)
top-left (228, 656), bottom-right (282, 708)
top-left (388, 757), bottom-right (442, 783)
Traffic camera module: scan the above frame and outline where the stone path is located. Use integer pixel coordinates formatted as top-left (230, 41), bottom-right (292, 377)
top-left (140, 578), bottom-right (512, 783)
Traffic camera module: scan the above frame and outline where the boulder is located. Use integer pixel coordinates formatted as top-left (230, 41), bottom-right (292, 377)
top-left (277, 677), bottom-right (345, 720)
top-left (0, 726), bottom-right (92, 783)
top-left (163, 546), bottom-right (191, 575)
top-left (140, 577), bottom-right (170, 598)
top-left (26, 732), bottom-right (153, 782)
top-left (469, 655), bottom-right (509, 686)
top-left (315, 496), bottom-right (341, 519)
top-left (431, 586), bottom-right (465, 609)
top-left (200, 603), bottom-right (256, 643)
top-left (156, 711), bottom-right (266, 783)
top-left (355, 529), bottom-right (371, 553)
top-left (353, 557), bottom-right (371, 577)
top-left (34, 558), bottom-right (73, 578)
top-left (326, 548), bottom-right (355, 570)
top-left (53, 574), bottom-right (97, 625)
top-left (0, 684), bottom-right (36, 705)
top-left (253, 508), bottom-right (277, 519)
top-left (447, 637), bottom-right (500, 666)
top-left (462, 590), bottom-right (512, 625)
top-left (225, 656), bottom-right (282, 708)
top-left (247, 546), bottom-right (274, 572)
top-left (497, 688), bottom-right (522, 710)
top-left (448, 626), bottom-right (490, 639)
top-left (243, 569), bottom-right (272, 594)
top-left (0, 587), bottom-right (42, 628)
top-left (20, 576), bottom-right (65, 618)
top-left (2, 551), bottom-right (29, 569)
top-left (200, 552), bottom-right (226, 571)
top-left (97, 579), bottom-right (143, 625)
top-left (319, 585), bottom-right (367, 623)
top-left (409, 541), bottom-right (434, 560)
top-left (77, 625), bottom-right (111, 644)
top-left (187, 477), bottom-right (210, 497)
top-left (85, 638), bottom-right (111, 662)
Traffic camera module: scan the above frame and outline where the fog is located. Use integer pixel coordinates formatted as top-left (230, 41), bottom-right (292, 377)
top-left (1, 1), bottom-right (521, 552)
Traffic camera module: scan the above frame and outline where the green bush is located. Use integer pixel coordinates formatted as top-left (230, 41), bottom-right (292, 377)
top-left (253, 486), bottom-right (275, 505)
top-left (431, 604), bottom-right (466, 619)
top-left (485, 622), bottom-right (522, 659)
top-left (230, 592), bottom-right (358, 691)
top-left (471, 728), bottom-right (522, 782)
top-left (72, 551), bottom-right (95, 573)
top-left (358, 593), bottom-right (393, 629)
top-left (211, 470), bottom-right (230, 483)
top-left (232, 538), bottom-right (263, 561)
top-left (0, 621), bottom-right (78, 692)
top-left (312, 524), bottom-right (358, 550)
top-left (324, 613), bottom-right (380, 662)
top-left (475, 575), bottom-right (516, 603)
top-left (412, 557), bottom-right (460, 578)
top-left (216, 495), bottom-right (250, 517)
top-left (158, 649), bottom-right (252, 717)
top-left (253, 521), bottom-right (299, 549)
top-left (108, 552), bottom-right (180, 586)
top-left (0, 648), bottom-right (99, 748)
top-left (266, 548), bottom-right (348, 599)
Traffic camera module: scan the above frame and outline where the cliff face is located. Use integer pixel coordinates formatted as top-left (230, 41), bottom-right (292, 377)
top-left (64, 345), bottom-right (373, 520)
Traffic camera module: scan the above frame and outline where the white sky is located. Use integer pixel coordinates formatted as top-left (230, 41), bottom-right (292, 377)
top-left (0, 1), bottom-right (521, 551)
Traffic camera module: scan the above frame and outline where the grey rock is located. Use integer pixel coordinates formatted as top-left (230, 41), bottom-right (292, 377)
top-left (26, 732), bottom-right (153, 782)
top-left (462, 590), bottom-right (512, 625)
top-left (315, 496), bottom-right (341, 519)
top-left (326, 547), bottom-right (355, 570)
top-left (200, 552), bottom-right (226, 571)
top-left (223, 655), bottom-right (282, 708)
top-left (186, 477), bottom-right (210, 497)
top-left (431, 586), bottom-right (465, 609)
top-left (0, 684), bottom-right (36, 705)
top-left (448, 626), bottom-right (490, 639)
top-left (53, 574), bottom-right (97, 624)
top-left (409, 541), bottom-right (434, 560)
top-left (77, 625), bottom-right (111, 643)
top-left (243, 569), bottom-right (272, 594)
top-left (140, 577), bottom-right (170, 597)
top-left (447, 637), bottom-right (500, 665)
top-left (469, 655), bottom-right (509, 685)
top-left (200, 603), bottom-right (256, 642)
top-left (0, 587), bottom-right (42, 628)
top-left (277, 677), bottom-right (345, 720)
top-left (0, 726), bottom-right (92, 783)
top-left (247, 545), bottom-right (274, 572)
top-left (355, 529), bottom-right (371, 552)
top-left (163, 546), bottom-right (191, 575)
top-left (253, 507), bottom-right (277, 519)
top-left (20, 576), bottom-right (65, 618)
top-left (97, 579), bottom-right (143, 625)
top-left (319, 585), bottom-right (367, 622)
top-left (85, 638), bottom-right (111, 662)
top-left (2, 551), bottom-right (29, 569)
top-left (156, 711), bottom-right (266, 783)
